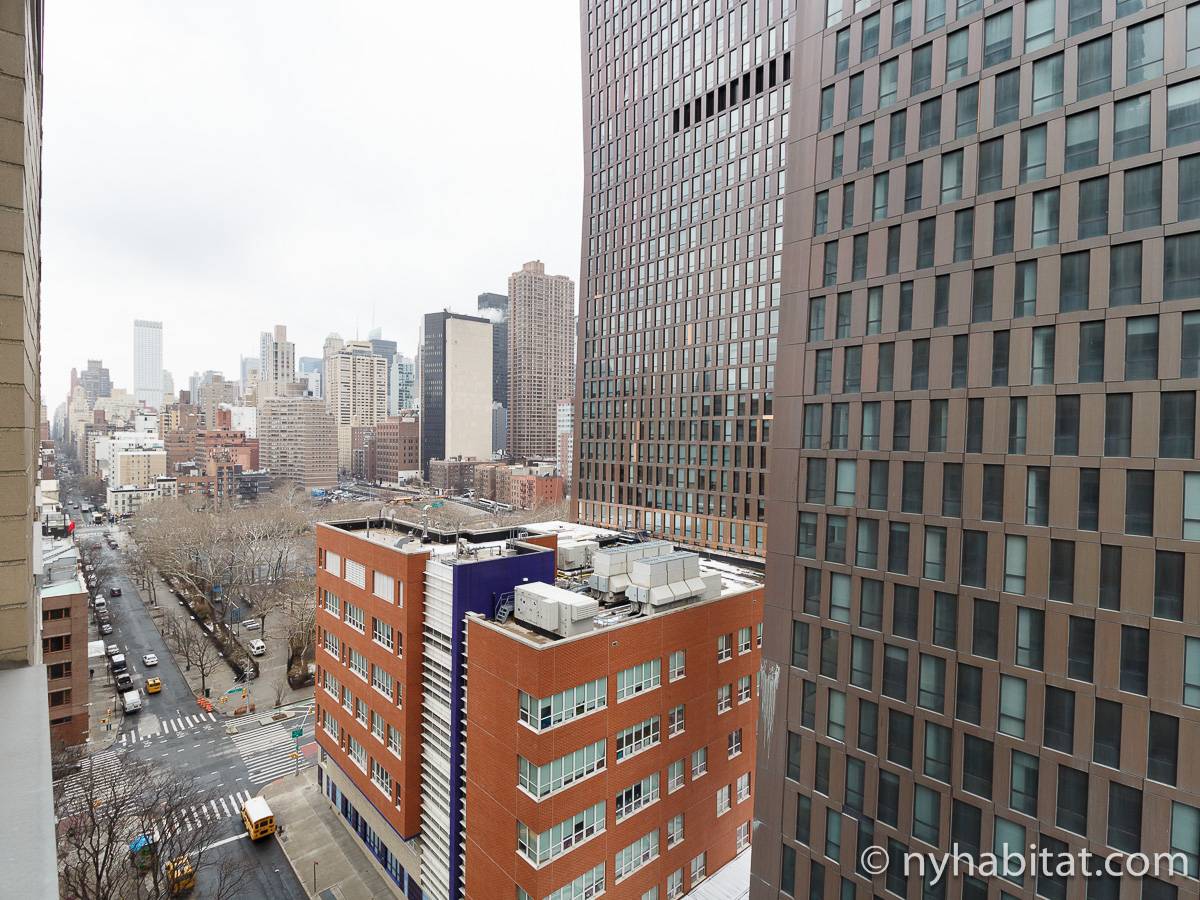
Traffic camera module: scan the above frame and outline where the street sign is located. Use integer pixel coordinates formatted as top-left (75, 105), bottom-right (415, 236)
top-left (225, 687), bottom-right (243, 695)
top-left (291, 727), bottom-right (303, 738)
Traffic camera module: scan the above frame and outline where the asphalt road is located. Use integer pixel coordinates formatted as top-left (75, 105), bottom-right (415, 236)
top-left (68, 513), bottom-right (310, 900)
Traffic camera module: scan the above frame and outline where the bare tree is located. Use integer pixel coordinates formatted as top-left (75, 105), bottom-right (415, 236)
top-left (162, 617), bottom-right (224, 697)
top-left (55, 749), bottom-right (250, 900)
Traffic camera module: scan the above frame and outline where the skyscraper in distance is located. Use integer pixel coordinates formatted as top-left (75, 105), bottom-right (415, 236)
top-left (508, 261), bottom-right (574, 460)
top-left (257, 324), bottom-right (296, 401)
top-left (752, 3), bottom-right (1200, 900)
top-left (133, 319), bottom-right (163, 409)
top-left (419, 311), bottom-right (493, 477)
top-left (576, 4), bottom-right (782, 559)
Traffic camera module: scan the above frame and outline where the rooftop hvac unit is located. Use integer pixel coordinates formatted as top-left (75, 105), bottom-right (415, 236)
top-left (513, 583), bottom-right (600, 638)
top-left (626, 551), bottom-right (712, 608)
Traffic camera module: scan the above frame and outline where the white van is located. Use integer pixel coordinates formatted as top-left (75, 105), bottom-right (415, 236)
top-left (248, 639), bottom-right (266, 657)
top-left (94, 596), bottom-right (107, 612)
top-left (122, 690), bottom-right (142, 713)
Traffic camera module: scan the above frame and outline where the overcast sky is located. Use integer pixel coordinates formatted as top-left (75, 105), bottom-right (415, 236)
top-left (41, 2), bottom-right (583, 411)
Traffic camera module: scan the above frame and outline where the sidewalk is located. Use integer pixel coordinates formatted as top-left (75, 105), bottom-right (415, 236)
top-left (262, 770), bottom-right (395, 900)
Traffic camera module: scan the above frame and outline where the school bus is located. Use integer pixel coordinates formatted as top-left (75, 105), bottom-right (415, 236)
top-left (240, 796), bottom-right (276, 840)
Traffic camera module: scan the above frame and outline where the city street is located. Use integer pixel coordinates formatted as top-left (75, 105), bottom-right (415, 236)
top-left (63, 512), bottom-right (313, 898)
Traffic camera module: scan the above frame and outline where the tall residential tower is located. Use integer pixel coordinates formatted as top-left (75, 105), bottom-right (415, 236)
top-left (753, 2), bottom-right (1200, 900)
top-left (508, 261), bottom-right (575, 459)
top-left (133, 319), bottom-right (163, 409)
top-left (576, 3), bottom-right (785, 559)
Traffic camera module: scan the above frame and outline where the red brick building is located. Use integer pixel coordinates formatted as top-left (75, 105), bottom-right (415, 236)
top-left (314, 518), bottom-right (762, 899)
top-left (41, 539), bottom-right (89, 746)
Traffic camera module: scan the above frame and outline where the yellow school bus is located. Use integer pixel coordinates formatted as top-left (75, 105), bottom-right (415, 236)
top-left (241, 796), bottom-right (275, 840)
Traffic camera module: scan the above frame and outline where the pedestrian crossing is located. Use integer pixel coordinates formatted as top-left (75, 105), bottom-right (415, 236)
top-left (161, 790), bottom-right (252, 834)
top-left (228, 712), bottom-right (316, 786)
top-left (118, 711), bottom-right (218, 746)
top-left (58, 748), bottom-right (122, 808)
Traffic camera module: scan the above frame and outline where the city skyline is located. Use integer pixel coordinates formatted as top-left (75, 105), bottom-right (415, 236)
top-left (39, 0), bottom-right (582, 411)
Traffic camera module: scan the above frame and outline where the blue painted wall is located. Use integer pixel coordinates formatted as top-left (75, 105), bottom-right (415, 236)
top-left (447, 547), bottom-right (555, 899)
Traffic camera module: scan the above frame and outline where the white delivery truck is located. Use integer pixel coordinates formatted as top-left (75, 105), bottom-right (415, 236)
top-left (122, 690), bottom-right (142, 713)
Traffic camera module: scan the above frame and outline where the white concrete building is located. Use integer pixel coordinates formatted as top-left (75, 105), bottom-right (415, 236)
top-left (133, 319), bottom-right (163, 409)
top-left (257, 324), bottom-right (296, 401)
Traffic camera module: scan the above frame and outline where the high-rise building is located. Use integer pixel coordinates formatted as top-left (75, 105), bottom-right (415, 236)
top-left (0, 1), bottom-right (58, 891)
top-left (240, 355), bottom-right (260, 393)
top-left (326, 340), bottom-right (389, 471)
top-left (507, 261), bottom-right (574, 459)
top-left (419, 311), bottom-right (493, 476)
top-left (133, 319), bottom-right (164, 409)
top-left (555, 397), bottom-right (574, 492)
top-left (752, 3), bottom-right (1200, 900)
top-left (390, 353), bottom-right (417, 414)
top-left (314, 518), bottom-right (762, 900)
top-left (79, 359), bottom-right (112, 406)
top-left (257, 324), bottom-right (297, 400)
top-left (161, 369), bottom-right (174, 405)
top-left (258, 395), bottom-right (337, 492)
top-left (477, 292), bottom-right (509, 452)
top-left (576, 7), bottom-right (783, 559)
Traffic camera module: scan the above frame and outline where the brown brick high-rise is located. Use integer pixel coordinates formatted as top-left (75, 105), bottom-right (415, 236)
top-left (754, 1), bottom-right (1200, 899)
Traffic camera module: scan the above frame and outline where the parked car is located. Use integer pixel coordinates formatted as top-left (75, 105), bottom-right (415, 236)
top-left (94, 597), bottom-right (107, 611)
top-left (115, 672), bottom-right (133, 691)
top-left (108, 587), bottom-right (122, 597)
top-left (99, 623), bottom-right (113, 636)
top-left (142, 653), bottom-right (158, 667)
top-left (105, 643), bottom-right (119, 657)
top-left (96, 610), bottom-right (111, 625)
top-left (248, 639), bottom-right (266, 657)
top-left (242, 619), bottom-right (260, 630)
top-left (110, 653), bottom-right (127, 673)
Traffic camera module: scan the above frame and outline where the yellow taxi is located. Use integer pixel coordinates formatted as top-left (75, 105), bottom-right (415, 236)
top-left (145, 677), bottom-right (162, 694)
top-left (164, 855), bottom-right (195, 894)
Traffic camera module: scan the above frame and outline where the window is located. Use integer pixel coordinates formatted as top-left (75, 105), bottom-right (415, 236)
top-left (912, 43), bottom-right (932, 94)
top-left (1078, 175), bottom-right (1109, 238)
top-left (946, 29), bottom-right (968, 81)
top-left (831, 133), bottom-right (844, 178)
top-left (925, 0), bottom-right (945, 31)
top-left (1044, 686), bottom-right (1075, 753)
top-left (1078, 321), bottom-right (1105, 383)
top-left (1032, 53), bottom-right (1063, 113)
top-left (919, 98), bottom-right (941, 150)
top-left (1114, 94), bottom-right (1151, 159)
top-left (848, 73), bottom-right (864, 119)
top-left (1110, 242), bottom-right (1142, 306)
top-left (955, 84), bottom-right (977, 138)
top-left (1027, 466), bottom-right (1050, 526)
top-left (1108, 782), bottom-right (1142, 853)
top-left (994, 69), bottom-right (1020, 125)
top-left (858, 122), bottom-right (875, 170)
top-left (615, 717), bottom-right (660, 761)
top-left (518, 741), bottom-right (606, 799)
top-left (1032, 188), bottom-right (1059, 247)
top-left (1166, 232), bottom-right (1200, 300)
top-left (994, 817), bottom-right (1027, 885)
top-left (691, 852), bottom-right (707, 884)
top-left (972, 268), bottom-right (993, 320)
top-left (1025, 0), bottom-right (1054, 50)
top-left (1032, 326), bottom-right (1055, 385)
top-left (1065, 111), bottom-right (1099, 172)
top-left (1021, 126), bottom-right (1047, 183)
top-left (1016, 608), bottom-right (1044, 670)
top-left (1070, 0), bottom-right (1101, 35)
top-left (1057, 766), bottom-right (1089, 834)
top-left (1154, 549), bottom-right (1185, 621)
top-left (894, 400), bottom-right (911, 450)
top-left (1126, 18), bottom-right (1163, 85)
top-left (894, 0), bottom-right (912, 44)
top-left (1077, 35), bottom-right (1111, 100)
top-left (348, 648), bottom-right (368, 680)
top-left (940, 150), bottom-right (960, 200)
top-left (1004, 535), bottom-right (1027, 594)
top-left (918, 655), bottom-right (945, 713)
top-left (903, 162), bottom-right (923, 213)
top-left (991, 330), bottom-right (1010, 386)
top-left (1123, 164), bottom-right (1161, 230)
top-left (324, 550), bottom-right (341, 576)
top-left (1095, 698), bottom-right (1123, 767)
top-left (1055, 395), bottom-right (1080, 455)
top-left (1014, 260), bottom-right (1036, 317)
top-left (1105, 393), bottom-right (1132, 456)
top-left (372, 618), bottom-right (393, 652)
top-left (519, 678), bottom-right (607, 731)
top-left (988, 198), bottom-right (1013, 255)
top-left (613, 829), bottom-right (659, 880)
top-left (834, 28), bottom-right (850, 73)
top-left (717, 634), bottom-right (732, 662)
top-left (820, 87), bottom-right (835, 131)
top-left (924, 526), bottom-right (947, 581)
top-left (1125, 316), bottom-right (1158, 380)
top-left (840, 184), bottom-right (854, 230)
top-left (888, 110), bottom-right (906, 159)
top-left (371, 664), bottom-right (394, 700)
top-left (878, 59), bottom-right (899, 108)
top-left (1187, 473), bottom-right (1200, 540)
top-left (872, 173), bottom-right (888, 221)
top-left (1187, 637), bottom-right (1200, 707)
top-left (345, 603), bottom-right (365, 633)
top-left (616, 660), bottom-right (661, 701)
top-left (1010, 750), bottom-right (1039, 815)
top-left (977, 138), bottom-right (1002, 194)
top-left (1185, 159), bottom-right (1200, 222)
top-left (861, 13), bottom-right (879, 59)
top-left (913, 785), bottom-right (940, 845)
top-left (1172, 803), bottom-right (1200, 879)
top-left (1148, 712), bottom-right (1179, 785)
top-left (984, 11), bottom-right (1012, 66)
top-left (1009, 397), bottom-right (1028, 453)
top-left (912, 339), bottom-right (930, 389)
top-left (995, 677), bottom-right (1027, 744)
top-left (615, 773), bottom-right (660, 821)
top-left (691, 746), bottom-right (707, 778)
top-left (1120, 624), bottom-right (1150, 695)
top-left (1169, 81), bottom-right (1200, 148)
top-left (1060, 251), bottom-right (1088, 311)
top-left (1079, 468), bottom-right (1101, 530)
top-left (1161, 393), bottom-right (1196, 459)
